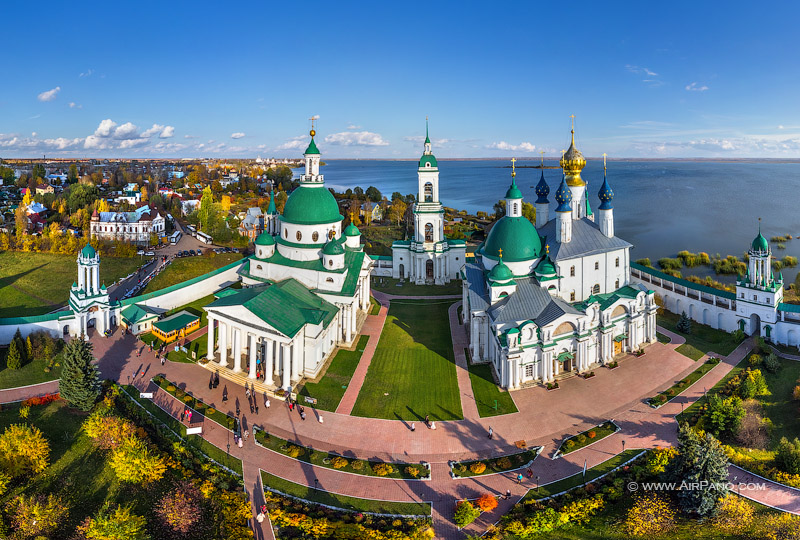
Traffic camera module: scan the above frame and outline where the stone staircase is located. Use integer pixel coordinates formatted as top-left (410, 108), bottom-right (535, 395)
top-left (198, 360), bottom-right (287, 400)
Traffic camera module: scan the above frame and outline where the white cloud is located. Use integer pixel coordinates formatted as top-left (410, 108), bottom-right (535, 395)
top-left (37, 86), bottom-right (61, 102)
top-left (94, 119), bottom-right (117, 137)
top-left (487, 141), bottom-right (536, 152)
top-left (31, 132), bottom-right (37, 137)
top-left (276, 136), bottom-right (308, 151)
top-left (347, 124), bottom-right (361, 130)
top-left (685, 82), bottom-right (709, 92)
top-left (141, 124), bottom-right (164, 137)
top-left (68, 102), bottom-right (82, 109)
top-left (118, 138), bottom-right (150, 149)
top-left (113, 122), bottom-right (140, 140)
top-left (779, 125), bottom-right (785, 130)
top-left (625, 65), bottom-right (663, 86)
top-left (141, 124), bottom-right (174, 138)
top-left (79, 69), bottom-right (94, 78)
top-left (231, 132), bottom-right (245, 139)
top-left (159, 125), bottom-right (174, 138)
top-left (324, 130), bottom-right (389, 146)
top-left (311, 114), bottom-right (320, 120)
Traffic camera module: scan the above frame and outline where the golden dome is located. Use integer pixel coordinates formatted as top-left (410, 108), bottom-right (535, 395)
top-left (560, 128), bottom-right (586, 187)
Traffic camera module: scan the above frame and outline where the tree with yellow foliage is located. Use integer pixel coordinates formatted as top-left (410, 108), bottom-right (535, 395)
top-left (625, 492), bottom-right (676, 537)
top-left (712, 494), bottom-right (754, 535)
top-left (0, 424), bottom-right (50, 476)
top-left (96, 199), bottom-right (110, 213)
top-left (22, 190), bottom-right (32, 208)
top-left (221, 194), bottom-right (232, 213)
top-left (109, 436), bottom-right (166, 484)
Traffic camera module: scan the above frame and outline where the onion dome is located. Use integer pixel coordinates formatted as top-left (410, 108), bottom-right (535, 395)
top-left (554, 176), bottom-right (572, 212)
top-left (752, 228), bottom-right (769, 252)
top-left (344, 222), bottom-right (360, 237)
top-left (598, 174), bottom-right (614, 210)
top-left (535, 170), bottom-right (550, 204)
top-left (535, 252), bottom-right (557, 278)
top-left (488, 259), bottom-right (513, 282)
top-left (505, 178), bottom-right (523, 200)
top-left (322, 240), bottom-right (345, 255)
top-left (483, 218), bottom-right (542, 262)
top-left (304, 129), bottom-right (320, 155)
top-left (255, 230), bottom-right (275, 246)
top-left (80, 244), bottom-right (97, 258)
top-left (560, 128), bottom-right (586, 187)
top-left (282, 187), bottom-right (342, 225)
top-left (266, 189), bottom-right (277, 215)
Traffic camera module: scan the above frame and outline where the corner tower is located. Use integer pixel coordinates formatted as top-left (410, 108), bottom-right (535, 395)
top-left (735, 220), bottom-right (783, 338)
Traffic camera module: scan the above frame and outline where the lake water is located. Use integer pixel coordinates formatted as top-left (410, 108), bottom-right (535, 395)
top-left (315, 159), bottom-right (800, 284)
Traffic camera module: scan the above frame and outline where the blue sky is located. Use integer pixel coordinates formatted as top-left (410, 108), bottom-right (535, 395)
top-left (2, 1), bottom-right (800, 158)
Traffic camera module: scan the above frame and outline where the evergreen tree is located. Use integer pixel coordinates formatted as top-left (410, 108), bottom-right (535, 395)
top-left (676, 311), bottom-right (692, 334)
top-left (6, 339), bottom-right (22, 370)
top-left (25, 336), bottom-right (33, 361)
top-left (665, 423), bottom-right (729, 516)
top-left (59, 339), bottom-right (101, 411)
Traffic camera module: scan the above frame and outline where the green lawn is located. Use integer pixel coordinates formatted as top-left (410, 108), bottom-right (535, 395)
top-left (557, 421), bottom-right (619, 455)
top-left (120, 385), bottom-right (243, 475)
top-left (0, 347), bottom-right (62, 389)
top-left (0, 251), bottom-right (142, 317)
top-left (656, 331), bottom-right (672, 343)
top-left (351, 300), bottom-right (462, 421)
top-left (298, 335), bottom-right (369, 412)
top-left (370, 277), bottom-right (462, 296)
top-left (677, 354), bottom-right (749, 423)
top-left (369, 295), bottom-right (381, 315)
top-left (658, 311), bottom-right (738, 357)
top-left (466, 354), bottom-right (518, 417)
top-left (140, 252), bottom-right (242, 295)
top-left (261, 471), bottom-right (431, 516)
top-left (757, 356), bottom-right (800, 445)
top-left (522, 450), bottom-right (643, 501)
top-left (675, 343), bottom-right (706, 360)
top-left (152, 375), bottom-right (238, 431)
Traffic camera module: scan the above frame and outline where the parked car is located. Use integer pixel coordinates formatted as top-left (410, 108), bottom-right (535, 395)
top-left (136, 250), bottom-right (145, 255)
top-left (145, 251), bottom-right (155, 256)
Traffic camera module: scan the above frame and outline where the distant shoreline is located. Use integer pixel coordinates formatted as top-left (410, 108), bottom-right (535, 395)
top-left (323, 157), bottom-right (800, 164)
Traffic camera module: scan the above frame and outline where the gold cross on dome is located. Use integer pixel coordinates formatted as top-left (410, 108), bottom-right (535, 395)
top-left (498, 248), bottom-right (503, 258)
top-left (546, 244), bottom-right (550, 254)
top-left (511, 157), bottom-right (516, 177)
top-left (540, 150), bottom-right (545, 166)
top-left (602, 153), bottom-right (607, 170)
top-left (569, 114), bottom-right (575, 130)
top-left (309, 115), bottom-right (316, 129)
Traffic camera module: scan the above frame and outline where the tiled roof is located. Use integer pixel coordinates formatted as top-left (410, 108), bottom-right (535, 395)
top-left (487, 276), bottom-right (582, 325)
top-left (538, 217), bottom-right (632, 261)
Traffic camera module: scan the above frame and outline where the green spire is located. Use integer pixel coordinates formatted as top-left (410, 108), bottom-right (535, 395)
top-left (266, 189), bottom-right (277, 214)
top-left (585, 183), bottom-right (593, 216)
top-left (305, 137), bottom-right (320, 155)
top-left (425, 117), bottom-right (430, 144)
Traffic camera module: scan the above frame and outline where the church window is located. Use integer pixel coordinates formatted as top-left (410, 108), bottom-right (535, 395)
top-left (424, 182), bottom-right (433, 202)
top-left (513, 203), bottom-right (519, 214)
top-left (328, 229), bottom-right (335, 240)
top-left (312, 231), bottom-right (319, 242)
top-left (615, 279), bottom-right (620, 289)
top-left (326, 277), bottom-right (334, 283)
top-left (296, 231), bottom-right (302, 241)
top-left (284, 228), bottom-right (288, 238)
top-left (754, 295), bottom-right (757, 301)
top-left (594, 261), bottom-right (599, 270)
top-left (425, 223), bottom-right (433, 242)
top-left (593, 284), bottom-right (600, 294)
top-left (499, 292), bottom-right (508, 298)
top-left (615, 257), bottom-right (619, 267)
top-left (570, 291), bottom-right (576, 302)
top-left (741, 293), bottom-right (744, 298)
top-left (525, 364), bottom-right (534, 378)
top-left (329, 259), bottom-right (333, 267)
top-left (257, 265), bottom-right (263, 270)
top-left (570, 266), bottom-right (575, 277)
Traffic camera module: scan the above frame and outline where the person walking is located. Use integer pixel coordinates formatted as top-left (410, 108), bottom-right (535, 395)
top-left (160, 356), bottom-right (165, 366)
top-left (244, 430), bottom-right (249, 441)
top-left (411, 422), bottom-right (416, 432)
top-left (488, 427), bottom-right (494, 440)
top-left (505, 489), bottom-right (511, 500)
top-left (424, 414), bottom-right (430, 427)
top-left (246, 387), bottom-right (251, 399)
top-left (265, 396), bottom-right (271, 409)
top-left (430, 421), bottom-right (436, 430)
top-left (517, 473), bottom-right (523, 484)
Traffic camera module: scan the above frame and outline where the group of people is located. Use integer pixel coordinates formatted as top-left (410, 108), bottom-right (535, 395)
top-left (287, 397), bottom-right (307, 421)
top-left (181, 407), bottom-right (193, 424)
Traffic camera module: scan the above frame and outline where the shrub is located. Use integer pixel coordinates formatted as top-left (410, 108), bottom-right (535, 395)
top-left (331, 456), bottom-right (349, 469)
top-left (109, 436), bottom-right (166, 484)
top-left (748, 354), bottom-right (762, 367)
top-left (475, 493), bottom-right (498, 512)
top-left (738, 369), bottom-right (768, 399)
top-left (18, 405), bottom-right (30, 420)
top-left (588, 431), bottom-right (596, 439)
top-left (703, 394), bottom-right (745, 439)
top-left (469, 462), bottom-right (486, 475)
top-left (80, 503), bottom-right (149, 540)
top-left (676, 311), bottom-right (692, 334)
top-left (286, 445), bottom-right (303, 458)
top-left (758, 512), bottom-right (800, 540)
top-left (155, 481), bottom-right (203, 534)
top-left (794, 385), bottom-right (800, 402)
top-left (166, 385), bottom-right (176, 392)
top-left (577, 434), bottom-right (587, 444)
top-left (566, 439), bottom-right (576, 448)
top-left (83, 411), bottom-right (137, 450)
top-left (373, 463), bottom-right (394, 476)
top-left (0, 424), bottom-right (50, 476)
top-left (182, 395), bottom-right (193, 403)
top-left (775, 437), bottom-right (800, 475)
top-left (7, 494), bottom-right (67, 539)
top-left (206, 407), bottom-right (216, 415)
top-left (351, 460), bottom-right (365, 471)
top-left (6, 339), bottom-right (22, 370)
top-left (625, 493), bottom-right (676, 537)
top-left (496, 457), bottom-right (512, 470)
top-left (405, 466), bottom-right (419, 478)
top-left (731, 329), bottom-right (746, 343)
top-left (711, 494), bottom-right (754, 535)
top-left (645, 446), bottom-right (678, 475)
top-left (763, 353), bottom-right (781, 373)
top-left (454, 500), bottom-right (480, 528)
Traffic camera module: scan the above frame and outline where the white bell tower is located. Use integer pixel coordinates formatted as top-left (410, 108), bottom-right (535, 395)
top-left (69, 244), bottom-right (111, 338)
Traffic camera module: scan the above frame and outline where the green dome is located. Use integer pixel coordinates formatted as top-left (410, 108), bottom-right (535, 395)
top-left (419, 154), bottom-right (438, 169)
top-left (536, 255), bottom-right (557, 276)
top-left (80, 244), bottom-right (97, 258)
top-left (483, 216), bottom-right (542, 262)
top-left (322, 240), bottom-right (345, 255)
top-left (255, 231), bottom-right (275, 246)
top-left (305, 137), bottom-right (320, 155)
top-left (505, 179), bottom-right (523, 200)
top-left (489, 260), bottom-right (513, 282)
top-left (752, 231), bottom-right (769, 252)
top-left (345, 223), bottom-right (360, 237)
top-left (282, 186), bottom-right (343, 225)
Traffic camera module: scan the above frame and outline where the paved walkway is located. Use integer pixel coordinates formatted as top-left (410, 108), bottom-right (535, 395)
top-left (84, 310), bottom-right (800, 539)
top-left (0, 380), bottom-right (59, 404)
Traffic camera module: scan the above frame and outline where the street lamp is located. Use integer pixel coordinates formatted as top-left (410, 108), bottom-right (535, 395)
top-left (622, 439), bottom-right (626, 453)
top-left (536, 476), bottom-right (540, 494)
top-left (314, 478), bottom-right (319, 492)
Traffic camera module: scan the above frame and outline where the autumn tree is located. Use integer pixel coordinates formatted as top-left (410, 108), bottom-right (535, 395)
top-left (0, 423), bottom-right (50, 476)
top-left (83, 412), bottom-right (137, 450)
top-left (389, 199), bottom-right (407, 225)
top-left (198, 186), bottom-right (214, 231)
top-left (59, 338), bottom-right (102, 411)
top-left (110, 436), bottom-right (166, 484)
top-left (475, 493), bottom-right (498, 512)
top-left (625, 492), bottom-right (676, 537)
top-left (221, 194), bottom-right (232, 213)
top-left (7, 493), bottom-right (66, 538)
top-left (156, 481), bottom-right (204, 534)
top-left (78, 503), bottom-right (150, 540)
top-left (6, 338), bottom-right (22, 370)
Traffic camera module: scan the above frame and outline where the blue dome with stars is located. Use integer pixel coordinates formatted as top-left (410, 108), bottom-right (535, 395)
top-left (598, 175), bottom-right (614, 210)
top-left (535, 171), bottom-right (550, 204)
top-left (554, 176), bottom-right (572, 212)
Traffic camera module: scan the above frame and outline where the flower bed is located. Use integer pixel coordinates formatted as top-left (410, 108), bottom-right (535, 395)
top-left (648, 356), bottom-right (720, 408)
top-left (606, 360), bottom-right (619, 369)
top-left (151, 375), bottom-right (238, 431)
top-left (450, 447), bottom-right (541, 478)
top-left (555, 421), bottom-right (619, 457)
top-left (583, 371), bottom-right (596, 379)
top-left (546, 381), bottom-right (559, 390)
top-left (254, 429), bottom-right (429, 480)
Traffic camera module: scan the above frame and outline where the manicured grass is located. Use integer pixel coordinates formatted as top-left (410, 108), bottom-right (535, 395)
top-left (351, 300), bottom-right (462, 421)
top-left (140, 252), bottom-right (242, 295)
top-left (466, 352), bottom-right (518, 417)
top-left (261, 471), bottom-right (431, 516)
top-left (370, 277), bottom-right (462, 296)
top-left (298, 335), bottom-right (369, 412)
top-left (557, 421), bottom-right (619, 455)
top-left (676, 343), bottom-right (706, 361)
top-left (650, 357), bottom-right (720, 407)
top-left (141, 330), bottom-right (209, 364)
top-left (152, 375), bottom-right (238, 431)
top-left (451, 448), bottom-right (540, 478)
top-left (769, 342), bottom-right (800, 356)
top-left (0, 251), bottom-right (142, 317)
top-left (120, 385), bottom-right (243, 475)
top-left (254, 428), bottom-right (427, 480)
top-left (677, 354), bottom-right (749, 423)
top-left (522, 449), bottom-right (643, 501)
top-left (656, 331), bottom-right (671, 343)
top-left (658, 311), bottom-right (738, 357)
top-left (0, 348), bottom-right (62, 389)
top-left (369, 295), bottom-right (381, 315)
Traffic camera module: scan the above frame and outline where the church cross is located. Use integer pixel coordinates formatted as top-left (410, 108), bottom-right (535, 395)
top-left (309, 116), bottom-right (316, 130)
top-left (602, 153), bottom-right (607, 171)
top-left (540, 150), bottom-right (545, 167)
top-left (498, 248), bottom-right (503, 258)
top-left (546, 243), bottom-right (550, 254)
top-left (569, 114), bottom-right (575, 130)
top-left (511, 157), bottom-right (516, 177)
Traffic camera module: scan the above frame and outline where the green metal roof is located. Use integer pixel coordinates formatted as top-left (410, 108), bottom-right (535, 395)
top-left (255, 231), bottom-right (275, 246)
top-left (482, 216), bottom-right (542, 262)
top-left (344, 223), bottom-right (360, 237)
top-left (305, 137), bottom-right (320, 155)
top-left (322, 240), bottom-right (345, 255)
top-left (752, 230), bottom-right (769, 252)
top-left (488, 260), bottom-right (513, 282)
top-left (556, 351), bottom-right (575, 361)
top-left (282, 186), bottom-right (343, 225)
top-left (121, 304), bottom-right (159, 325)
top-left (419, 154), bottom-right (438, 169)
top-left (207, 279), bottom-right (338, 337)
top-left (574, 285), bottom-right (641, 311)
top-left (505, 179), bottom-right (523, 200)
top-left (266, 190), bottom-right (277, 214)
top-left (153, 310), bottom-right (199, 335)
top-left (80, 244), bottom-right (97, 258)
top-left (778, 302), bottom-right (800, 313)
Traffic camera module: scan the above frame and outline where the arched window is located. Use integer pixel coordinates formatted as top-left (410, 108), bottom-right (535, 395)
top-left (570, 266), bottom-right (575, 277)
top-left (328, 229), bottom-right (335, 240)
top-left (593, 284), bottom-right (600, 294)
top-left (425, 223), bottom-right (433, 242)
top-left (283, 228), bottom-right (288, 238)
top-left (570, 291), bottom-right (576, 302)
top-left (615, 257), bottom-right (620, 267)
top-left (257, 265), bottom-right (263, 270)
top-left (499, 292), bottom-right (508, 298)
top-left (594, 261), bottom-right (599, 270)
top-left (424, 182), bottom-right (433, 202)
top-left (296, 231), bottom-right (302, 241)
top-left (513, 203), bottom-right (519, 214)
top-left (312, 231), bottom-right (319, 242)
top-left (328, 259), bottom-right (333, 267)
top-left (615, 279), bottom-right (620, 289)
top-left (326, 277), bottom-right (334, 283)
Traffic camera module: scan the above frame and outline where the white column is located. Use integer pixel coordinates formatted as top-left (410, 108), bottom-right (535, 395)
top-left (207, 316), bottom-right (215, 360)
top-left (218, 322), bottom-right (228, 367)
top-left (232, 328), bottom-right (242, 372)
top-left (248, 334), bottom-right (257, 379)
top-left (264, 338), bottom-right (274, 380)
top-left (291, 340), bottom-right (302, 381)
top-left (345, 305), bottom-right (353, 342)
top-left (281, 343), bottom-right (290, 389)
top-left (272, 339), bottom-right (280, 376)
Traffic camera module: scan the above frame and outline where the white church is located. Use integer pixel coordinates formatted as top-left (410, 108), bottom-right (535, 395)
top-left (390, 123), bottom-right (466, 284)
top-left (462, 128), bottom-right (659, 390)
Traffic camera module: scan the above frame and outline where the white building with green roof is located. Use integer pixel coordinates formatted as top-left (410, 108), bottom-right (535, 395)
top-left (390, 122), bottom-right (466, 284)
top-left (462, 130), bottom-right (658, 390)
